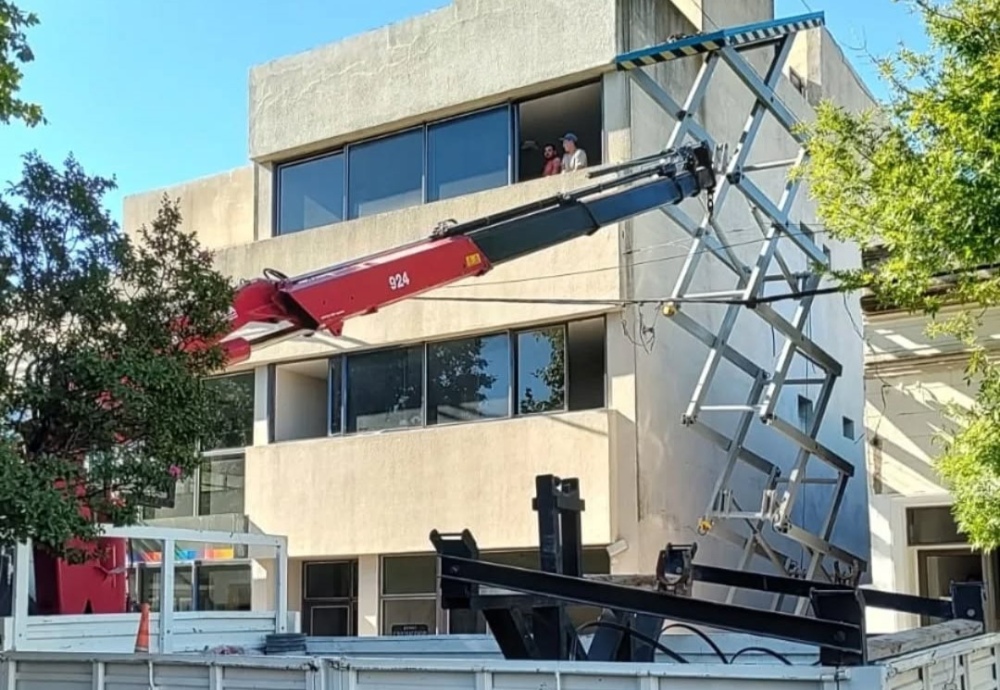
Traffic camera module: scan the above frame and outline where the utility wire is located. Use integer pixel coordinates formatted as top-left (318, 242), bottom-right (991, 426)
top-left (442, 226), bottom-right (833, 291)
top-left (413, 285), bottom-right (846, 308)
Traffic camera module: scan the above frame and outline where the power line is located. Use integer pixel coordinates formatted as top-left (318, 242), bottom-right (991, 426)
top-left (413, 284), bottom-right (846, 308)
top-left (441, 225), bottom-right (833, 290)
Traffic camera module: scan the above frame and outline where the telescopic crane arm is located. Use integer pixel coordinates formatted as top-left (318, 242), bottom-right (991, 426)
top-left (218, 141), bottom-right (717, 363)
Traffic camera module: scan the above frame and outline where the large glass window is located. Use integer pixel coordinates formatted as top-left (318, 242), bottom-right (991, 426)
top-left (427, 333), bottom-right (510, 425)
top-left (144, 453), bottom-right (245, 520)
top-left (346, 346), bottom-right (424, 433)
top-left (277, 153), bottom-right (346, 235)
top-left (133, 563), bottom-right (251, 613)
top-left (273, 316), bottom-right (606, 443)
top-left (197, 564), bottom-right (251, 611)
top-left (517, 326), bottom-right (566, 414)
top-left (348, 129), bottom-right (424, 219)
top-left (202, 371), bottom-right (255, 452)
top-left (198, 453), bottom-right (245, 516)
top-left (273, 81), bottom-right (604, 228)
top-left (302, 560), bottom-right (358, 636)
top-left (381, 555), bottom-right (439, 635)
top-left (427, 108), bottom-right (510, 202)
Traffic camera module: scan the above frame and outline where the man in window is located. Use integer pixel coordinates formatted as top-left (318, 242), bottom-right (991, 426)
top-left (542, 143), bottom-right (562, 176)
top-left (560, 133), bottom-right (588, 172)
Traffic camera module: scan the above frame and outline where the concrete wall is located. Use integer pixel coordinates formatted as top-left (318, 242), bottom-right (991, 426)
top-left (273, 365), bottom-right (328, 443)
top-left (122, 166), bottom-right (255, 250)
top-left (244, 409), bottom-right (615, 557)
top-left (616, 0), bottom-right (874, 584)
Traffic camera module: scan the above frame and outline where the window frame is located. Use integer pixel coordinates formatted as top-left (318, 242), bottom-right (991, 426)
top-left (425, 105), bottom-right (514, 203)
top-left (345, 125), bottom-right (427, 221)
top-left (274, 150), bottom-right (348, 236)
top-left (272, 80), bottom-right (604, 232)
top-left (512, 323), bottom-right (569, 416)
top-left (301, 559), bottom-right (359, 636)
top-left (131, 561), bottom-right (252, 613)
top-left (313, 316), bottom-right (606, 442)
top-left (379, 553), bottom-right (444, 635)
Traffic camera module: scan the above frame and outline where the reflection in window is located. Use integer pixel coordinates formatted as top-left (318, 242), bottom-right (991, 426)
top-left (143, 475), bottom-right (195, 520)
top-left (427, 334), bottom-right (510, 425)
top-left (517, 327), bottom-right (566, 414)
top-left (202, 372), bottom-right (255, 452)
top-left (348, 129), bottom-right (424, 219)
top-left (427, 108), bottom-right (510, 202)
top-left (277, 153), bottom-right (345, 234)
top-left (136, 564), bottom-right (252, 613)
top-left (197, 565), bottom-right (251, 611)
top-left (198, 454), bottom-right (245, 516)
top-left (346, 346), bottom-right (424, 432)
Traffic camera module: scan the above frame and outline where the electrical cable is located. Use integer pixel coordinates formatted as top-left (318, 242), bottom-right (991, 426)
top-left (729, 646), bottom-right (794, 665)
top-left (413, 284), bottom-right (846, 308)
top-left (442, 226), bottom-right (833, 290)
top-left (660, 622), bottom-right (729, 663)
top-left (574, 619), bottom-right (691, 664)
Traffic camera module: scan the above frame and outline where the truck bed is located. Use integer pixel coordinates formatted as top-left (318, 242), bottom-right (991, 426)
top-left (3, 631), bottom-right (999, 690)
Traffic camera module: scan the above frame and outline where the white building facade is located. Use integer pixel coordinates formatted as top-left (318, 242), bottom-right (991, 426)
top-left (124, 0), bottom-right (877, 635)
top-left (864, 302), bottom-right (1000, 633)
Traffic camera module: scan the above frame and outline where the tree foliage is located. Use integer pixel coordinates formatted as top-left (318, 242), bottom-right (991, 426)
top-left (797, 0), bottom-right (1000, 548)
top-left (0, 0), bottom-right (43, 127)
top-left (0, 153), bottom-right (239, 556)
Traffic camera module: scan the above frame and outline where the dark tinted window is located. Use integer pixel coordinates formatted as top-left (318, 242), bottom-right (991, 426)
top-left (346, 346), bottom-right (424, 432)
top-left (427, 334), bottom-right (510, 425)
top-left (427, 108), bottom-right (510, 202)
top-left (567, 317), bottom-right (605, 410)
top-left (907, 506), bottom-right (965, 546)
top-left (517, 326), bottom-right (566, 414)
top-left (277, 153), bottom-right (345, 234)
top-left (305, 561), bottom-right (356, 599)
top-left (348, 129), bottom-right (424, 219)
top-left (198, 454), bottom-right (245, 516)
top-left (202, 372), bottom-right (255, 451)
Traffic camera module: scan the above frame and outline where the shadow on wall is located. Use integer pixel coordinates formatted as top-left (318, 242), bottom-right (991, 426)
top-left (866, 374), bottom-right (967, 496)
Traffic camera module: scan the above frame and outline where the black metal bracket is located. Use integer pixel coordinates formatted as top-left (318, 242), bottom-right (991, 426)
top-left (658, 543), bottom-right (987, 624)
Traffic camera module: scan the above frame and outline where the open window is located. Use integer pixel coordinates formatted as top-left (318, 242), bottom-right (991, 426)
top-left (516, 81), bottom-right (603, 183)
top-left (271, 359), bottom-right (330, 442)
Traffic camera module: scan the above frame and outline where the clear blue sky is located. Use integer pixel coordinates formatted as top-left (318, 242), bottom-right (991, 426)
top-left (0, 0), bottom-right (928, 224)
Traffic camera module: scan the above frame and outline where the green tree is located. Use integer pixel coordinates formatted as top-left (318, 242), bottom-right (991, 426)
top-left (0, 154), bottom-right (237, 556)
top-left (0, 0), bottom-right (44, 127)
top-left (797, 0), bottom-right (1000, 548)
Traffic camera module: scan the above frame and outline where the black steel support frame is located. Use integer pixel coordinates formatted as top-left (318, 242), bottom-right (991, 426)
top-left (658, 543), bottom-right (986, 625)
top-left (432, 475), bottom-right (988, 667)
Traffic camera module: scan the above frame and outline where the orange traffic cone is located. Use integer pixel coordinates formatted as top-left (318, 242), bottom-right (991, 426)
top-left (134, 603), bottom-right (150, 653)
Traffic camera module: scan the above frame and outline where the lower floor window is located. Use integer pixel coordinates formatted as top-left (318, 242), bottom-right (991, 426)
top-left (380, 548), bottom-right (610, 635)
top-left (302, 560), bottom-right (359, 636)
top-left (129, 562), bottom-right (252, 612)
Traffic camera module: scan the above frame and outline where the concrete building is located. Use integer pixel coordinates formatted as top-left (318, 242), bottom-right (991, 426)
top-left (124, 0), bottom-right (877, 635)
top-left (864, 295), bottom-right (1000, 633)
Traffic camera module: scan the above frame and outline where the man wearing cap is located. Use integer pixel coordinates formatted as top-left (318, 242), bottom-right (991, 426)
top-left (560, 133), bottom-right (588, 172)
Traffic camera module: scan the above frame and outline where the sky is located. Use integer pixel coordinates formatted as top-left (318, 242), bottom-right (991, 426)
top-left (0, 0), bottom-right (930, 223)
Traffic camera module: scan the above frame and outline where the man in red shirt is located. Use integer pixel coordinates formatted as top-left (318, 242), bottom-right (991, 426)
top-left (542, 143), bottom-right (562, 176)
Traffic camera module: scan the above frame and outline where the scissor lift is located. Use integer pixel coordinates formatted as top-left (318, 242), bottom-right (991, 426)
top-left (614, 12), bottom-right (867, 611)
